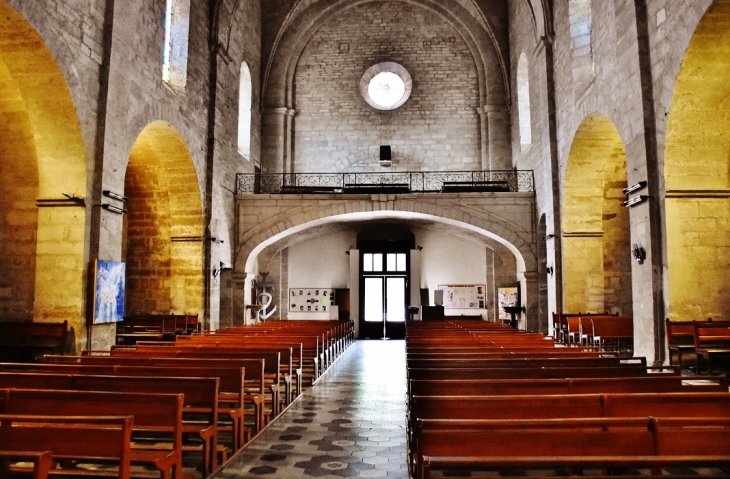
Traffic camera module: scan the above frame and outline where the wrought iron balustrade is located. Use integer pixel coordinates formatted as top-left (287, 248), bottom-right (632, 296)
top-left (236, 170), bottom-right (534, 195)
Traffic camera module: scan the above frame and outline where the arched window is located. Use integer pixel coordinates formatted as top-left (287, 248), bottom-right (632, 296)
top-left (162, 0), bottom-right (190, 91)
top-left (238, 62), bottom-right (252, 159)
top-left (517, 53), bottom-right (532, 148)
top-left (568, 0), bottom-right (594, 93)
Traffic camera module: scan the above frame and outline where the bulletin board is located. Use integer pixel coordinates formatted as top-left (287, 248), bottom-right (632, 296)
top-left (438, 284), bottom-right (485, 309)
top-left (289, 288), bottom-right (333, 313)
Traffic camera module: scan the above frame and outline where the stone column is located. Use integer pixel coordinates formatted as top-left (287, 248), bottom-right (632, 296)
top-left (261, 107), bottom-right (289, 173)
top-left (476, 106), bottom-right (490, 170)
top-left (485, 105), bottom-right (511, 170)
top-left (523, 270), bottom-right (540, 332)
top-left (284, 108), bottom-right (296, 173)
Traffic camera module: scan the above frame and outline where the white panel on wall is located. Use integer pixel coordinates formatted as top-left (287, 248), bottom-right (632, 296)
top-left (415, 228), bottom-right (487, 318)
top-left (287, 231), bottom-right (355, 319)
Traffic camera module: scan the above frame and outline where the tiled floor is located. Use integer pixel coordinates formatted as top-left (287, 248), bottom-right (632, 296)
top-left (215, 339), bottom-right (408, 478)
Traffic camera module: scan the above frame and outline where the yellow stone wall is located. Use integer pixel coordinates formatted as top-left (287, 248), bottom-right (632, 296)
top-left (664, 0), bottom-right (730, 321)
top-left (124, 122), bottom-right (203, 316)
top-left (563, 114), bottom-right (631, 314)
top-left (0, 57), bottom-right (38, 320)
top-left (1, 2), bottom-right (87, 353)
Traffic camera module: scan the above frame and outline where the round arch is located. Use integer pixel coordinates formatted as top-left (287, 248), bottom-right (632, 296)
top-left (664, 0), bottom-right (730, 321)
top-left (243, 211), bottom-right (530, 275)
top-left (123, 121), bottom-right (203, 317)
top-left (563, 113), bottom-right (631, 315)
top-left (264, 0), bottom-right (507, 109)
top-left (0, 2), bottom-right (87, 345)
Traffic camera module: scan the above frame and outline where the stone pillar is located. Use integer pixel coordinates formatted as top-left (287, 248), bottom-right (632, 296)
top-left (485, 105), bottom-right (512, 170)
top-left (261, 107), bottom-right (289, 173)
top-left (476, 106), bottom-right (489, 170)
top-left (243, 272), bottom-right (255, 325)
top-left (523, 270), bottom-right (540, 332)
top-left (284, 109), bottom-right (296, 173)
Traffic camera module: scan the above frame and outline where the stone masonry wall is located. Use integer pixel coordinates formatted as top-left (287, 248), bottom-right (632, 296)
top-left (293, 1), bottom-right (481, 173)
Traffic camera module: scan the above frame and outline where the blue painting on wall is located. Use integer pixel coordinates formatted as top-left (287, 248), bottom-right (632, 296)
top-left (94, 259), bottom-right (126, 324)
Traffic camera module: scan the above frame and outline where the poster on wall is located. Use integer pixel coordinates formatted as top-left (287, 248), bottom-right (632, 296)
top-left (93, 259), bottom-right (126, 324)
top-left (289, 288), bottom-right (333, 312)
top-left (498, 286), bottom-right (519, 320)
top-left (438, 284), bottom-right (485, 309)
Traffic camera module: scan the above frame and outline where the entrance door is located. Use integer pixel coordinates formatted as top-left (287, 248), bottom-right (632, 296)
top-left (360, 252), bottom-right (408, 339)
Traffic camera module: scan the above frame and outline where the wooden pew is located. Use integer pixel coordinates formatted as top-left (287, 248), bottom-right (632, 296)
top-left (406, 365), bottom-right (677, 381)
top-left (408, 392), bottom-right (730, 467)
top-left (42, 356), bottom-right (261, 446)
top-left (665, 318), bottom-right (714, 369)
top-left (1, 388), bottom-right (183, 479)
top-left (408, 375), bottom-right (729, 397)
top-left (414, 417), bottom-right (730, 479)
top-left (0, 414), bottom-right (134, 479)
top-left (108, 347), bottom-right (283, 419)
top-left (587, 315), bottom-right (634, 355)
top-left (0, 450), bottom-right (53, 479)
top-left (694, 321), bottom-right (730, 374)
top-left (0, 321), bottom-right (68, 363)
top-left (406, 356), bottom-right (645, 370)
top-left (0, 372), bottom-right (220, 477)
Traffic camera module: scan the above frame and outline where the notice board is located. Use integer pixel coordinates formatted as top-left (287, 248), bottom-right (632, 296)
top-left (438, 284), bottom-right (485, 309)
top-left (289, 288), bottom-right (333, 313)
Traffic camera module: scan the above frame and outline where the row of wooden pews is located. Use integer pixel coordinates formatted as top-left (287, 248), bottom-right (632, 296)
top-left (0, 319), bottom-right (353, 479)
top-left (554, 312), bottom-right (634, 356)
top-left (406, 319), bottom-right (730, 479)
top-left (666, 318), bottom-right (730, 373)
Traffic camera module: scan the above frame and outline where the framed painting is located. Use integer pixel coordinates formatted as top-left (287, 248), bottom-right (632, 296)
top-left (93, 259), bottom-right (126, 324)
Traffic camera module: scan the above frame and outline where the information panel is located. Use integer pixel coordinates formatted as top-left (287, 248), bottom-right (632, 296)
top-left (289, 288), bottom-right (333, 313)
top-left (438, 284), bottom-right (485, 309)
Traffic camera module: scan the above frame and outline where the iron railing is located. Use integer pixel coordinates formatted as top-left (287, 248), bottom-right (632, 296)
top-left (236, 170), bottom-right (534, 195)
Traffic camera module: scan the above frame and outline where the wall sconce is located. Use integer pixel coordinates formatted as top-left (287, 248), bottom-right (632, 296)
top-left (101, 203), bottom-right (127, 215)
top-left (544, 234), bottom-right (555, 240)
top-left (417, 245), bottom-right (423, 251)
top-left (103, 189), bottom-right (128, 202)
top-left (632, 244), bottom-right (646, 264)
top-left (546, 266), bottom-right (554, 275)
top-left (210, 237), bottom-right (224, 244)
top-left (345, 250), bottom-right (350, 255)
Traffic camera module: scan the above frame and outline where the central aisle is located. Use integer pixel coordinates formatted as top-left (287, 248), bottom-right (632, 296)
top-left (216, 339), bottom-right (408, 478)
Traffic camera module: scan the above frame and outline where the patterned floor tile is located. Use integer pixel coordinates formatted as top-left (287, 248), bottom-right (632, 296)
top-left (216, 339), bottom-right (408, 478)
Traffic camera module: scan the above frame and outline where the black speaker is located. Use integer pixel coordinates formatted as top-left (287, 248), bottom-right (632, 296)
top-left (380, 145), bottom-right (391, 162)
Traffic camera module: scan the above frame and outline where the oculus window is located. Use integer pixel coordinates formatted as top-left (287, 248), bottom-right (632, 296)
top-left (360, 62), bottom-right (412, 110)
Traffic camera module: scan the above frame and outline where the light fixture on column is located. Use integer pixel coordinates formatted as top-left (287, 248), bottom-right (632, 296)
top-left (623, 195), bottom-right (648, 207)
top-left (622, 181), bottom-right (647, 195)
top-left (101, 203), bottom-right (127, 215)
top-left (103, 189), bottom-right (128, 202)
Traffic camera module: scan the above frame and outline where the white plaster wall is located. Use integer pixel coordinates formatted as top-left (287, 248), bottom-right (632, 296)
top-left (286, 231), bottom-right (354, 320)
top-left (414, 228), bottom-right (488, 319)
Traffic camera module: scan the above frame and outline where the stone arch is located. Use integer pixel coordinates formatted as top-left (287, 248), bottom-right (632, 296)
top-left (261, 0), bottom-right (510, 171)
top-left (264, 0), bottom-right (506, 109)
top-left (563, 113), bottom-right (631, 315)
top-left (664, 0), bottom-right (730, 321)
top-left (123, 121), bottom-right (203, 317)
top-left (0, 2), bottom-right (87, 348)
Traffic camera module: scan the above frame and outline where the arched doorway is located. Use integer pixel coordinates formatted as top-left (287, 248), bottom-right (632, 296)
top-left (664, 0), bottom-right (730, 321)
top-left (123, 121), bottom-right (203, 319)
top-left (0, 2), bottom-right (87, 348)
top-left (563, 114), bottom-right (631, 315)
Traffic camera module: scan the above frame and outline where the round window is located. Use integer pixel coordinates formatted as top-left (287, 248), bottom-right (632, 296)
top-left (360, 62), bottom-right (412, 111)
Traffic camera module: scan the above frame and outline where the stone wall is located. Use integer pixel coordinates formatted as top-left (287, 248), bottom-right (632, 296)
top-left (293, 2), bottom-right (481, 173)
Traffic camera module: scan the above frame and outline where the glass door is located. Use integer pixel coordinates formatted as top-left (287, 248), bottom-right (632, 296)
top-left (359, 251), bottom-right (408, 339)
